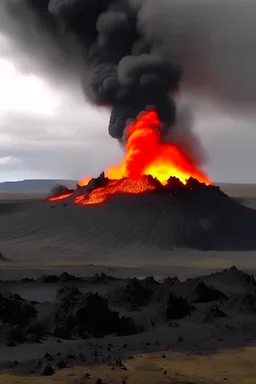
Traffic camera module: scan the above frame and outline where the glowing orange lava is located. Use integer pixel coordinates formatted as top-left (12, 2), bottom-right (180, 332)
top-left (48, 192), bottom-right (74, 202)
top-left (106, 110), bottom-right (211, 185)
top-left (48, 110), bottom-right (211, 205)
top-left (75, 177), bottom-right (155, 205)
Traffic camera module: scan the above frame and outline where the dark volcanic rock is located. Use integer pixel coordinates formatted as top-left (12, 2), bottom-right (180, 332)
top-left (0, 293), bottom-right (37, 325)
top-left (41, 363), bottom-right (55, 376)
top-left (0, 252), bottom-right (11, 262)
top-left (193, 281), bottom-right (228, 303)
top-left (238, 292), bottom-right (256, 313)
top-left (141, 276), bottom-right (161, 290)
top-left (56, 360), bottom-right (67, 369)
top-left (59, 272), bottom-right (82, 282)
top-left (89, 273), bottom-right (116, 284)
top-left (20, 277), bottom-right (34, 284)
top-left (209, 266), bottom-right (256, 286)
top-left (38, 275), bottom-right (59, 284)
top-left (56, 285), bottom-right (81, 300)
top-left (1, 324), bottom-right (26, 346)
top-left (204, 305), bottom-right (228, 322)
top-left (108, 278), bottom-right (153, 310)
top-left (163, 276), bottom-right (180, 286)
top-left (163, 294), bottom-right (194, 320)
top-left (49, 291), bottom-right (137, 339)
top-left (0, 293), bottom-right (43, 345)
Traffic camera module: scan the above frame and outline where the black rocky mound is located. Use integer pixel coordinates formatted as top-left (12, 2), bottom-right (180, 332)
top-left (0, 252), bottom-right (11, 262)
top-left (1, 266), bottom-right (256, 346)
top-left (193, 281), bottom-right (228, 303)
top-left (48, 287), bottom-right (137, 339)
top-left (205, 266), bottom-right (256, 287)
top-left (239, 293), bottom-right (256, 313)
top-left (162, 294), bottom-right (195, 320)
top-left (46, 174), bottom-right (256, 251)
top-left (107, 278), bottom-right (155, 310)
top-left (0, 293), bottom-right (44, 346)
top-left (204, 305), bottom-right (228, 322)
top-left (38, 272), bottom-right (82, 284)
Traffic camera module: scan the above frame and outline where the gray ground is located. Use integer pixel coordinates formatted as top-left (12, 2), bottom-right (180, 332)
top-left (0, 183), bottom-right (256, 383)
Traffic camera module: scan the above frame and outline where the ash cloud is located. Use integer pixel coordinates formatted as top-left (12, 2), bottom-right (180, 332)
top-left (134, 0), bottom-right (256, 111)
top-left (2, 0), bottom-right (256, 168)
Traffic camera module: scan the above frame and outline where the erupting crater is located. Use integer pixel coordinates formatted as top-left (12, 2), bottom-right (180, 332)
top-left (48, 110), bottom-right (211, 205)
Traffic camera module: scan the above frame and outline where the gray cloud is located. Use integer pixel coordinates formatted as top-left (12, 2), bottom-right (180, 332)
top-left (1, 104), bottom-right (256, 183)
top-left (135, 0), bottom-right (256, 113)
top-left (0, 108), bottom-right (123, 181)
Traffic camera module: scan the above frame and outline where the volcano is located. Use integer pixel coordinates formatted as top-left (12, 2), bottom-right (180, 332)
top-left (1, 111), bottom-right (256, 253)
top-left (48, 110), bottom-right (211, 206)
top-left (45, 172), bottom-right (256, 251)
top-left (43, 110), bottom-right (256, 251)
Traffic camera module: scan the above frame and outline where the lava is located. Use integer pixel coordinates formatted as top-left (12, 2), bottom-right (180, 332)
top-left (48, 110), bottom-right (211, 205)
top-left (75, 178), bottom-right (155, 205)
top-left (48, 192), bottom-right (74, 201)
top-left (106, 110), bottom-right (210, 185)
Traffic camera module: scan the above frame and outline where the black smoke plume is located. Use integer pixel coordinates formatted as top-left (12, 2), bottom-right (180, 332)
top-left (0, 0), bottom-right (204, 164)
top-left (49, 0), bottom-right (182, 141)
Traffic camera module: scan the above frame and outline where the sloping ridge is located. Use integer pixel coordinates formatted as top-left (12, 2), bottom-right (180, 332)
top-left (0, 183), bottom-right (256, 251)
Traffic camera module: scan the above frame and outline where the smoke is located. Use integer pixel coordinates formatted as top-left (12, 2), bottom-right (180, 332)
top-left (134, 0), bottom-right (256, 111)
top-left (2, 0), bottom-right (256, 168)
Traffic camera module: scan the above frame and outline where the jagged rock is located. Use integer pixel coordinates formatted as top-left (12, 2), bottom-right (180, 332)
top-left (20, 278), bottom-right (34, 284)
top-left (163, 276), bottom-right (180, 286)
top-left (0, 253), bottom-right (11, 262)
top-left (240, 293), bottom-right (256, 312)
top-left (204, 305), bottom-right (227, 322)
top-left (193, 281), bottom-right (228, 303)
top-left (0, 293), bottom-right (36, 325)
top-left (108, 278), bottom-right (153, 309)
top-left (141, 276), bottom-right (161, 289)
top-left (38, 275), bottom-right (59, 284)
top-left (56, 285), bottom-right (81, 300)
top-left (52, 325), bottom-right (71, 339)
top-left (208, 266), bottom-right (256, 286)
top-left (89, 273), bottom-right (116, 284)
top-left (59, 272), bottom-right (81, 282)
top-left (1, 324), bottom-right (25, 346)
top-left (163, 294), bottom-right (194, 320)
top-left (35, 361), bottom-right (42, 369)
top-left (56, 360), bottom-right (67, 369)
top-left (0, 293), bottom-right (43, 345)
top-left (49, 292), bottom-right (137, 339)
top-left (41, 363), bottom-right (55, 376)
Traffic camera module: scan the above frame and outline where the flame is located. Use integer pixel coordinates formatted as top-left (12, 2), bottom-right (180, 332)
top-left (106, 110), bottom-right (210, 185)
top-left (48, 110), bottom-right (211, 205)
top-left (78, 176), bottom-right (92, 188)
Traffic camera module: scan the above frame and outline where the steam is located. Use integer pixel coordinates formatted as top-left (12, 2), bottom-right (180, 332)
top-left (2, 0), bottom-right (256, 168)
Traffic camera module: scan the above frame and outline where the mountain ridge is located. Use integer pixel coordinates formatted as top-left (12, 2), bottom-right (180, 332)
top-left (0, 179), bottom-right (77, 194)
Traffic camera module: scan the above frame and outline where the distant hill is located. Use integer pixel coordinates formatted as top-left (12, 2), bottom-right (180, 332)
top-left (0, 179), bottom-right (78, 194)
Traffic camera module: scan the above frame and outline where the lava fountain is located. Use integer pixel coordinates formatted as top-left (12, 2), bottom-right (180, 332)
top-left (48, 110), bottom-right (211, 205)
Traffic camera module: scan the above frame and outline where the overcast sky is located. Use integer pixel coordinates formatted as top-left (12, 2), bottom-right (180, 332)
top-left (1, 31), bottom-right (256, 184)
